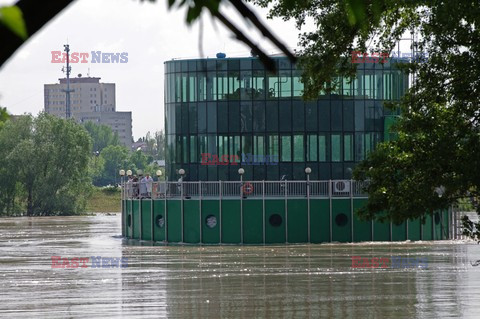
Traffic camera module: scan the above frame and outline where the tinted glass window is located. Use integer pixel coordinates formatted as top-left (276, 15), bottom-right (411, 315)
top-left (240, 102), bottom-right (252, 132)
top-left (331, 100), bottom-right (342, 131)
top-left (331, 134), bottom-right (341, 162)
top-left (307, 135), bottom-right (318, 161)
top-left (266, 101), bottom-right (278, 132)
top-left (253, 101), bottom-right (265, 132)
top-left (198, 103), bottom-right (206, 133)
top-left (228, 102), bottom-right (240, 132)
top-left (319, 134), bottom-right (327, 162)
top-left (293, 134), bottom-right (304, 162)
top-left (344, 134), bottom-right (353, 161)
top-left (281, 136), bottom-right (291, 162)
top-left (292, 101), bottom-right (305, 131)
top-left (279, 101), bottom-right (292, 132)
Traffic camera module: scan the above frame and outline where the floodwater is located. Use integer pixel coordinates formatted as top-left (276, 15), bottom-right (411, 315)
top-left (0, 215), bottom-right (479, 318)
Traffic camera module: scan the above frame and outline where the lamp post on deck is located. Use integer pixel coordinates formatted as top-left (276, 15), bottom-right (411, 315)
top-left (178, 168), bottom-right (185, 243)
top-left (238, 167), bottom-right (245, 196)
top-left (119, 169), bottom-right (125, 199)
top-left (305, 167), bottom-right (311, 242)
top-left (156, 169), bottom-right (163, 180)
top-left (119, 169), bottom-right (125, 184)
top-left (178, 168), bottom-right (186, 198)
top-left (155, 169), bottom-right (163, 199)
top-left (238, 167), bottom-right (245, 243)
top-left (119, 169), bottom-right (125, 237)
top-left (126, 170), bottom-right (132, 199)
top-left (434, 185), bottom-right (446, 240)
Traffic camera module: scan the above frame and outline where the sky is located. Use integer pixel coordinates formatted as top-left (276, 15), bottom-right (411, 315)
top-left (0, 0), bottom-right (304, 140)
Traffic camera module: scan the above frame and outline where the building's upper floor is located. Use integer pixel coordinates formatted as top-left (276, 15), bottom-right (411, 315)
top-left (44, 76), bottom-right (116, 116)
top-left (164, 56), bottom-right (408, 104)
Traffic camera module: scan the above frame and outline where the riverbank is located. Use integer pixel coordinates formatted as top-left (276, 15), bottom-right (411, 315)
top-left (85, 187), bottom-right (121, 213)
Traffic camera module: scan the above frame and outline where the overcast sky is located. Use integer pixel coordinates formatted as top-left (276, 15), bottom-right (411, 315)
top-left (0, 0), bottom-right (304, 139)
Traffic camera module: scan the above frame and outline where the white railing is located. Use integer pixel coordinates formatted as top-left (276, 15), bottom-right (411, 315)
top-left (121, 180), bottom-right (369, 200)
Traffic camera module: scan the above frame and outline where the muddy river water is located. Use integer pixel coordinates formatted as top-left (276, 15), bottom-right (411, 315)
top-left (0, 215), bottom-right (479, 318)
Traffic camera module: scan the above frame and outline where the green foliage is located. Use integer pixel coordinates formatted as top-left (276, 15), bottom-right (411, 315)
top-left (0, 106), bottom-right (8, 130)
top-left (99, 185), bottom-right (121, 194)
top-left (96, 145), bottom-right (130, 186)
top-left (457, 198), bottom-right (474, 213)
top-left (255, 0), bottom-right (480, 231)
top-left (135, 130), bottom-right (165, 160)
top-left (129, 150), bottom-right (150, 170)
top-left (0, 5), bottom-right (27, 40)
top-left (461, 215), bottom-right (480, 243)
top-left (89, 129), bottom-right (163, 186)
top-left (83, 121), bottom-right (120, 152)
top-left (0, 113), bottom-right (92, 216)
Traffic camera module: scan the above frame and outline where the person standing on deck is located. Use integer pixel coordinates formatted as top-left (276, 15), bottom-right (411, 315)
top-left (139, 175), bottom-right (147, 198)
top-left (132, 176), bottom-right (139, 198)
top-left (126, 176), bottom-right (133, 199)
top-left (145, 174), bottom-right (153, 198)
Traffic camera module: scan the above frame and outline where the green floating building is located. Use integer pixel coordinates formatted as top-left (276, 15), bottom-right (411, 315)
top-left (121, 55), bottom-right (451, 244)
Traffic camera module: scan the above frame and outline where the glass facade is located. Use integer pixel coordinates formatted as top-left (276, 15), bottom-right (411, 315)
top-left (165, 57), bottom-right (408, 181)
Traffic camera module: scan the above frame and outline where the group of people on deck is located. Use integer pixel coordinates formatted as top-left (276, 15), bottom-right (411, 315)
top-left (126, 174), bottom-right (154, 199)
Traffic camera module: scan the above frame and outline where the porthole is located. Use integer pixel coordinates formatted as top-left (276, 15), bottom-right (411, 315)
top-left (335, 213), bottom-right (348, 227)
top-left (155, 215), bottom-right (165, 228)
top-left (205, 215), bottom-right (217, 228)
top-left (269, 214), bottom-right (283, 227)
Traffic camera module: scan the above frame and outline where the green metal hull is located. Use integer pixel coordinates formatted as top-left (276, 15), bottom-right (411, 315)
top-left (122, 198), bottom-right (450, 244)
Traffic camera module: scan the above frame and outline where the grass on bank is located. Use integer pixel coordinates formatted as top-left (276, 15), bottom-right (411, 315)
top-left (86, 186), bottom-right (121, 213)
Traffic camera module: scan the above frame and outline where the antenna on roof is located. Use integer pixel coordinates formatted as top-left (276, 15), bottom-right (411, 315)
top-left (61, 44), bottom-right (74, 119)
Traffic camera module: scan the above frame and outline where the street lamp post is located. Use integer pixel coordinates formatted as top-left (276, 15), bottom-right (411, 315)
top-left (434, 185), bottom-right (446, 240)
top-left (126, 170), bottom-right (132, 199)
top-left (119, 169), bottom-right (125, 237)
top-left (305, 167), bottom-right (311, 242)
top-left (178, 168), bottom-right (185, 243)
top-left (156, 169), bottom-right (163, 199)
top-left (238, 168), bottom-right (245, 244)
top-left (156, 169), bottom-right (163, 180)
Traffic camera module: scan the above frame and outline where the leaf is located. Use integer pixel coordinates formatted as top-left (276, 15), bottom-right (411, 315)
top-left (0, 5), bottom-right (28, 40)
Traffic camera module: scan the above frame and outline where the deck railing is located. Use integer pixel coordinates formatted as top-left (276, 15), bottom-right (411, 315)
top-left (121, 180), bottom-right (369, 200)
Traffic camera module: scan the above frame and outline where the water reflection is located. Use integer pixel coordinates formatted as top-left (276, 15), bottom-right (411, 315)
top-left (0, 216), bottom-right (479, 318)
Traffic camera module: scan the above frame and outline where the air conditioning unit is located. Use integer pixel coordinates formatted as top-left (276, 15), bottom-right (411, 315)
top-left (333, 180), bottom-right (350, 193)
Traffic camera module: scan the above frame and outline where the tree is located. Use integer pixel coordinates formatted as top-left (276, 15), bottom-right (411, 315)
top-left (154, 130), bottom-right (165, 159)
top-left (137, 130), bottom-right (165, 160)
top-left (83, 121), bottom-right (120, 153)
top-left (0, 113), bottom-right (92, 215)
top-left (97, 145), bottom-right (130, 186)
top-left (0, 106), bottom-right (8, 129)
top-left (254, 1), bottom-right (480, 227)
top-left (129, 150), bottom-right (150, 172)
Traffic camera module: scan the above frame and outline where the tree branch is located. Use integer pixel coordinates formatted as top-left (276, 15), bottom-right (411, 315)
top-left (209, 8), bottom-right (276, 72)
top-left (228, 0), bottom-right (296, 63)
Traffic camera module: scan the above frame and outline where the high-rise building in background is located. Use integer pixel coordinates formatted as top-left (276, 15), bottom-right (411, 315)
top-left (44, 76), bottom-right (133, 149)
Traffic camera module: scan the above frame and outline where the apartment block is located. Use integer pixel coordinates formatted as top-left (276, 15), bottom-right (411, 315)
top-left (44, 76), bottom-right (132, 149)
